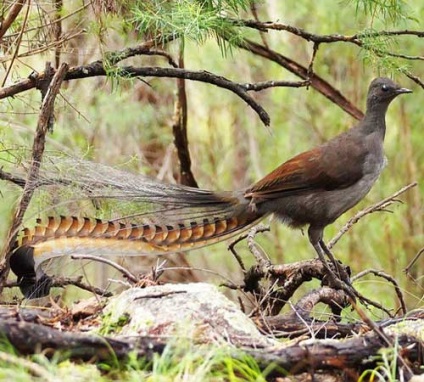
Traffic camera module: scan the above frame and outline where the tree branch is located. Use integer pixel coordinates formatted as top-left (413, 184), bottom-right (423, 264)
top-left (233, 18), bottom-right (424, 44)
top-left (328, 182), bottom-right (417, 249)
top-left (232, 38), bottom-right (364, 120)
top-left (0, 64), bottom-right (273, 126)
top-left (352, 269), bottom-right (407, 315)
top-left (0, 62), bottom-right (69, 294)
top-left (71, 254), bottom-right (138, 284)
top-left (171, 41), bottom-right (198, 187)
top-left (0, 0), bottom-right (27, 40)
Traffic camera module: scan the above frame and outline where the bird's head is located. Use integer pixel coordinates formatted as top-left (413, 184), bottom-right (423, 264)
top-left (366, 77), bottom-right (412, 110)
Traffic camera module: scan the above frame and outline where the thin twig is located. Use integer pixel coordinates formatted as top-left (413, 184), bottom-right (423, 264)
top-left (249, 2), bottom-right (269, 49)
top-left (2, 2), bottom-right (89, 40)
top-left (4, 275), bottom-right (113, 297)
top-left (328, 182), bottom-right (417, 249)
top-left (1, 0), bottom-right (31, 87)
top-left (53, 0), bottom-right (63, 68)
top-left (240, 80), bottom-right (310, 91)
top-left (352, 269), bottom-right (407, 315)
top-left (104, 34), bottom-right (177, 65)
top-left (233, 18), bottom-right (424, 44)
top-left (50, 275), bottom-right (113, 297)
top-left (70, 254), bottom-right (138, 284)
top-left (247, 225), bottom-right (272, 267)
top-left (404, 247), bottom-right (424, 276)
top-left (232, 37), bottom-right (364, 120)
top-left (353, 288), bottom-right (394, 317)
top-left (228, 226), bottom-right (270, 271)
top-left (403, 71), bottom-right (424, 89)
top-left (307, 42), bottom-right (320, 77)
top-left (144, 49), bottom-right (179, 68)
top-left (0, 30), bottom-right (86, 64)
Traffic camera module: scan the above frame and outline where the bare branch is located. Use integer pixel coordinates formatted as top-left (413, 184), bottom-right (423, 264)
top-left (1, 0), bottom-right (31, 87)
top-left (404, 247), bottom-right (424, 276)
top-left (105, 35), bottom-right (177, 65)
top-left (247, 225), bottom-right (272, 267)
top-left (232, 38), bottom-right (364, 120)
top-left (0, 62), bottom-right (69, 293)
top-left (328, 182), bottom-right (417, 249)
top-left (403, 71), bottom-right (424, 89)
top-left (240, 79), bottom-right (309, 91)
top-left (71, 254), bottom-right (138, 284)
top-left (233, 18), bottom-right (424, 44)
top-left (290, 287), bottom-right (348, 319)
top-left (171, 42), bottom-right (198, 187)
top-left (0, 64), bottom-right (273, 126)
top-left (0, 0), bottom-right (27, 40)
top-left (228, 226), bottom-right (271, 272)
top-left (0, 168), bottom-right (26, 188)
top-left (51, 276), bottom-right (113, 297)
top-left (352, 269), bottom-right (407, 315)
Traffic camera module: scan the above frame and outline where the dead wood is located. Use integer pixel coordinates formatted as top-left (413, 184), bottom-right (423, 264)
top-left (246, 331), bottom-right (423, 380)
top-left (0, 295), bottom-right (422, 381)
top-left (0, 316), bottom-right (166, 362)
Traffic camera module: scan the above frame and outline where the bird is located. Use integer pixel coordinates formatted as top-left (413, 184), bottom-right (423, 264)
top-left (9, 77), bottom-right (412, 298)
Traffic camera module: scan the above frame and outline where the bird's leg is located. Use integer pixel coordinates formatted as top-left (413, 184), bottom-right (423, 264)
top-left (313, 241), bottom-right (356, 299)
top-left (308, 227), bottom-right (355, 298)
top-left (311, 241), bottom-right (341, 285)
top-left (319, 239), bottom-right (351, 286)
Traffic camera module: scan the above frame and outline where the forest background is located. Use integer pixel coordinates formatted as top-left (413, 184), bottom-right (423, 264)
top-left (0, 0), bottom-right (422, 314)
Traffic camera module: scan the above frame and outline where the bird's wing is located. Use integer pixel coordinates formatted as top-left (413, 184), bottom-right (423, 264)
top-left (244, 136), bottom-right (366, 201)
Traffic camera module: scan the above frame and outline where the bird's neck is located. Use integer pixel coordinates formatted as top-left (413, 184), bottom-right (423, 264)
top-left (361, 103), bottom-right (389, 139)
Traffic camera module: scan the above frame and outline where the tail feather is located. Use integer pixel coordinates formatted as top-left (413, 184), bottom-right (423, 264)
top-left (9, 157), bottom-right (265, 297)
top-left (11, 211), bottom-right (264, 298)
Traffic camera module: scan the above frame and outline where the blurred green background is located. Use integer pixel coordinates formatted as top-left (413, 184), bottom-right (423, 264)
top-left (0, 0), bottom-right (422, 315)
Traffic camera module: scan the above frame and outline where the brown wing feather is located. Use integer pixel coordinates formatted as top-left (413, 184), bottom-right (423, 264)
top-left (245, 132), bottom-right (366, 201)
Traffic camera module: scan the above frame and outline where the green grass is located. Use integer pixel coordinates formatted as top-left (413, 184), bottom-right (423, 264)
top-left (0, 337), bottom-right (277, 382)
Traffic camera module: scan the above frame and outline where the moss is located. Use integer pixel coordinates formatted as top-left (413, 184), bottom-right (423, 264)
top-left (97, 312), bottom-right (131, 336)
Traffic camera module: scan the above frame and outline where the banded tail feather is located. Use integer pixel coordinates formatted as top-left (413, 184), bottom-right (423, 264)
top-left (10, 212), bottom-right (263, 298)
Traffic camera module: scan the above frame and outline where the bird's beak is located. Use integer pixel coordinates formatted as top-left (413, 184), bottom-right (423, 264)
top-left (396, 87), bottom-right (412, 94)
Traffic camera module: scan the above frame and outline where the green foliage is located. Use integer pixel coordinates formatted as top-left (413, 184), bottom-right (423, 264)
top-left (131, 0), bottom-right (251, 51)
top-left (359, 29), bottom-right (410, 76)
top-left (359, 340), bottom-right (400, 382)
top-left (124, 340), bottom-right (275, 381)
top-left (98, 312), bottom-right (131, 336)
top-left (349, 0), bottom-right (415, 25)
top-left (0, 337), bottom-right (278, 381)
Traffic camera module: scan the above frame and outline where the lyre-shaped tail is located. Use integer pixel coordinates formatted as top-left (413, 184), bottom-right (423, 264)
top-left (8, 158), bottom-right (266, 298)
top-left (10, 208), bottom-right (263, 298)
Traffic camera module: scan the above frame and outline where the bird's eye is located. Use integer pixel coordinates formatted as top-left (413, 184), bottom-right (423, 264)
top-left (381, 84), bottom-right (389, 92)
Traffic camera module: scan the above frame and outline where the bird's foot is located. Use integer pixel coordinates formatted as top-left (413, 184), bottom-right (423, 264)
top-left (312, 242), bottom-right (356, 300)
top-left (323, 270), bottom-right (357, 301)
top-left (318, 240), bottom-right (355, 292)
